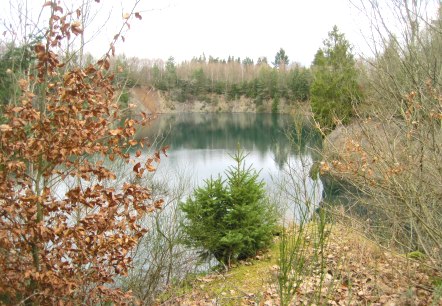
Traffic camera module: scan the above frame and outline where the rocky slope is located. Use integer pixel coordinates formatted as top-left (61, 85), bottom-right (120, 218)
top-left (129, 86), bottom-right (310, 115)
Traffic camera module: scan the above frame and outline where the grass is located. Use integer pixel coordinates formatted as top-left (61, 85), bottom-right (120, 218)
top-left (157, 243), bottom-right (279, 305)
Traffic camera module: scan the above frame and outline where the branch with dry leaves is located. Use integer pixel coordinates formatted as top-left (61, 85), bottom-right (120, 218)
top-left (0, 1), bottom-right (166, 304)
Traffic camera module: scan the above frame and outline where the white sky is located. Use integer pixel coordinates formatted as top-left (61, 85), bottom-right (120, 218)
top-left (0, 0), bottom-right (438, 66)
top-left (97, 0), bottom-right (369, 66)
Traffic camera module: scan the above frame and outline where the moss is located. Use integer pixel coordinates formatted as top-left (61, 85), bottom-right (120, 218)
top-left (158, 244), bottom-right (278, 305)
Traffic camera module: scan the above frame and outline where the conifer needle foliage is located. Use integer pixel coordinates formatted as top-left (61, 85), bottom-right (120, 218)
top-left (180, 148), bottom-right (277, 268)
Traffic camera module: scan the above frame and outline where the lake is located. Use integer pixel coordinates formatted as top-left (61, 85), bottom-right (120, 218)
top-left (136, 112), bottom-right (324, 220)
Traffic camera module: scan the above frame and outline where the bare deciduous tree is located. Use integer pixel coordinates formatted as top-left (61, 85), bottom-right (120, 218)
top-left (323, 0), bottom-right (442, 269)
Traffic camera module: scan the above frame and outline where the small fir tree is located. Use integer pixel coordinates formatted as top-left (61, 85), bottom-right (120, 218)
top-left (180, 148), bottom-right (276, 267)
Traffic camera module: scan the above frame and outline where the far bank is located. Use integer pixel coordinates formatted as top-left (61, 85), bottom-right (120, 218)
top-left (129, 86), bottom-right (312, 116)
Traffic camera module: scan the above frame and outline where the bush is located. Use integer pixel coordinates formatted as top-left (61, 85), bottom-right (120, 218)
top-left (180, 148), bottom-right (277, 267)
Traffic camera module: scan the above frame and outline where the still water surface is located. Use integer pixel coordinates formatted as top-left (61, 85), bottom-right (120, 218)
top-left (137, 113), bottom-right (323, 220)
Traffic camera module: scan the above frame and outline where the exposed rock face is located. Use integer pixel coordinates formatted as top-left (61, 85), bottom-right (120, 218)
top-left (129, 86), bottom-right (310, 115)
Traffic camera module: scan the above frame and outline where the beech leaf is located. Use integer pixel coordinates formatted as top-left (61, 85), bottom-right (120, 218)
top-left (162, 145), bottom-right (170, 157)
top-left (133, 162), bottom-right (141, 173)
top-left (0, 124), bottom-right (12, 132)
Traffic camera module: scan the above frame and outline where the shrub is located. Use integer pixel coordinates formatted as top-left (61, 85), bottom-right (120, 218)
top-left (180, 148), bottom-right (277, 267)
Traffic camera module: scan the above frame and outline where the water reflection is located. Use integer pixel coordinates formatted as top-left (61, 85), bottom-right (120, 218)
top-left (137, 113), bottom-right (323, 221)
top-left (138, 113), bottom-right (321, 168)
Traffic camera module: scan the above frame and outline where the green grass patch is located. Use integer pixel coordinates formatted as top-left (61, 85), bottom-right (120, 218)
top-left (158, 243), bottom-right (278, 305)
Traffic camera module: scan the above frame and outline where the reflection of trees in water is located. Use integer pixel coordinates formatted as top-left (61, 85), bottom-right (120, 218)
top-left (137, 113), bottom-right (322, 169)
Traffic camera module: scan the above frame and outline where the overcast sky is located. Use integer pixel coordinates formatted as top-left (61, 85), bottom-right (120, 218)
top-left (0, 0), bottom-right (437, 66)
top-left (93, 0), bottom-right (369, 66)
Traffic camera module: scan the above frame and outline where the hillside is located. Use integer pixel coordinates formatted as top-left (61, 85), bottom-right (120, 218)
top-left (158, 224), bottom-right (440, 305)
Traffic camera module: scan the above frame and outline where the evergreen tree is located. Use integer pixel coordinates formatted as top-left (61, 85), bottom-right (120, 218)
top-left (310, 26), bottom-right (362, 131)
top-left (272, 48), bottom-right (289, 70)
top-left (288, 66), bottom-right (312, 101)
top-left (0, 43), bottom-right (35, 107)
top-left (165, 56), bottom-right (177, 91)
top-left (151, 64), bottom-right (166, 90)
top-left (180, 149), bottom-right (277, 267)
top-left (191, 68), bottom-right (207, 97)
top-left (257, 56), bottom-right (268, 66)
top-left (242, 57), bottom-right (254, 66)
top-left (258, 66), bottom-right (279, 99)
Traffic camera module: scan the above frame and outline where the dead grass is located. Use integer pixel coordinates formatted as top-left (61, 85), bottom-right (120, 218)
top-left (154, 224), bottom-right (441, 305)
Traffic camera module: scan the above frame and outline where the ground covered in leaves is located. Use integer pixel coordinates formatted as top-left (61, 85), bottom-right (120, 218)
top-left (156, 225), bottom-right (441, 305)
